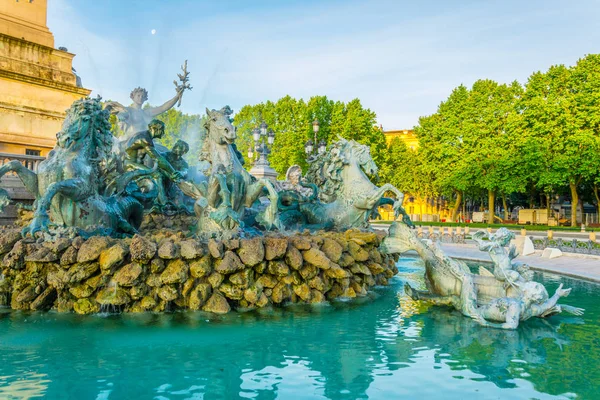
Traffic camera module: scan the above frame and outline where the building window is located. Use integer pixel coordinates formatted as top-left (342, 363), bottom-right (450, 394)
top-left (25, 149), bottom-right (41, 156)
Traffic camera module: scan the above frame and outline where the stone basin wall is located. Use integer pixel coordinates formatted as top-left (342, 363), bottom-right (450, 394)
top-left (0, 229), bottom-right (399, 315)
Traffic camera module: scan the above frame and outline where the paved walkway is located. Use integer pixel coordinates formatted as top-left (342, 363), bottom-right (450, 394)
top-left (373, 223), bottom-right (600, 283)
top-left (437, 243), bottom-right (600, 283)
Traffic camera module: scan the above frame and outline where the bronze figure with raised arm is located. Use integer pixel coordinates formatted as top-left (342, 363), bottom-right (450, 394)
top-left (105, 61), bottom-right (191, 137)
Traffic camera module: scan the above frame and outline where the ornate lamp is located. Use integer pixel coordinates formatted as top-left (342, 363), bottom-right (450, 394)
top-left (248, 121), bottom-right (277, 182)
top-left (312, 119), bottom-right (320, 134)
top-left (318, 140), bottom-right (327, 154)
top-left (260, 121), bottom-right (268, 137)
top-left (305, 139), bottom-right (314, 155)
top-left (267, 128), bottom-right (275, 145)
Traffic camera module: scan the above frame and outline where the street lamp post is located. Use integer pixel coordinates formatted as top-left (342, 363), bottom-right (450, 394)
top-left (305, 119), bottom-right (327, 162)
top-left (248, 121), bottom-right (278, 182)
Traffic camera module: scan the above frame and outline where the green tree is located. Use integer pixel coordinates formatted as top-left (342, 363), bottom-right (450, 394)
top-left (520, 56), bottom-right (600, 226)
top-left (234, 96), bottom-right (384, 179)
top-left (415, 85), bottom-right (472, 221)
top-left (463, 79), bottom-right (527, 224)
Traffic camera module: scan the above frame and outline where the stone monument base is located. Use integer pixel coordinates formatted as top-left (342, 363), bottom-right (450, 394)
top-left (0, 227), bottom-right (398, 314)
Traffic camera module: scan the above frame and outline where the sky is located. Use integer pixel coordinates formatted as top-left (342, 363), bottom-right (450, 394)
top-left (48, 0), bottom-right (600, 130)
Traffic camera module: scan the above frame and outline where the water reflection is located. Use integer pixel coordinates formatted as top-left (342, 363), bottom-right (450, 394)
top-left (0, 257), bottom-right (598, 399)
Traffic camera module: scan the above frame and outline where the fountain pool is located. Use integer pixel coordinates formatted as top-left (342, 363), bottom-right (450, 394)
top-left (0, 257), bottom-right (598, 399)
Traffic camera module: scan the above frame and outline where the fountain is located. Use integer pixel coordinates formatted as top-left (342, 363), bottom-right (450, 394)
top-left (0, 66), bottom-right (584, 331)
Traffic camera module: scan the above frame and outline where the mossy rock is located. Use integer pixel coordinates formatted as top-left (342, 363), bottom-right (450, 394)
top-left (256, 274), bottom-right (278, 289)
top-left (219, 283), bottom-right (244, 300)
top-left (284, 245), bottom-right (303, 270)
top-left (243, 284), bottom-right (263, 304)
top-left (140, 296), bottom-right (157, 310)
top-left (180, 240), bottom-right (204, 259)
top-left (96, 287), bottom-right (130, 306)
top-left (208, 239), bottom-right (224, 258)
top-left (74, 298), bottom-right (100, 315)
top-left (160, 259), bottom-right (189, 284)
top-left (320, 238), bottom-right (343, 263)
top-left (264, 237), bottom-right (288, 261)
top-left (150, 258), bottom-right (166, 274)
top-left (268, 260), bottom-right (289, 277)
top-left (130, 235), bottom-right (157, 263)
top-left (202, 292), bottom-right (231, 314)
top-left (293, 283), bottom-right (311, 301)
top-left (68, 262), bottom-right (99, 283)
top-left (69, 283), bottom-right (94, 298)
top-left (25, 247), bottom-right (58, 263)
top-left (30, 287), bottom-right (57, 311)
top-left (299, 264), bottom-right (319, 280)
top-left (99, 243), bottom-right (129, 271)
top-left (338, 253), bottom-right (355, 267)
top-left (302, 248), bottom-right (332, 270)
top-left (190, 255), bottom-right (212, 278)
top-left (157, 285), bottom-right (178, 302)
top-left (189, 283), bottom-right (212, 310)
top-left (158, 240), bottom-right (180, 260)
top-left (0, 230), bottom-right (22, 253)
top-left (309, 289), bottom-right (326, 304)
top-left (207, 272), bottom-right (224, 289)
top-left (214, 251), bottom-right (244, 274)
top-left (77, 236), bottom-right (113, 263)
top-left (348, 241), bottom-right (370, 262)
top-left (113, 263), bottom-right (143, 287)
top-left (237, 238), bottom-right (264, 266)
top-left (60, 246), bottom-right (78, 266)
top-left (229, 268), bottom-right (254, 288)
top-left (290, 237), bottom-right (311, 250)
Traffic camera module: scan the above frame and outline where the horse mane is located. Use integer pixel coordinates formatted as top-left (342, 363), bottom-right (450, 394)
top-left (306, 138), bottom-right (373, 203)
top-left (60, 97), bottom-right (116, 188)
top-left (305, 139), bottom-right (349, 203)
top-left (65, 97), bottom-right (114, 159)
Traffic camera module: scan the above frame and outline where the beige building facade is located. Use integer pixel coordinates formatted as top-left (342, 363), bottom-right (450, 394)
top-left (383, 129), bottom-right (418, 149)
top-left (0, 0), bottom-right (90, 156)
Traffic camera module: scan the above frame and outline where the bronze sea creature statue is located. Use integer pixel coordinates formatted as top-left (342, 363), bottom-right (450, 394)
top-left (381, 222), bottom-right (584, 329)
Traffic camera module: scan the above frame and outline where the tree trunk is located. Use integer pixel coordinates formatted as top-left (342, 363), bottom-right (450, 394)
top-left (502, 194), bottom-right (508, 221)
top-left (580, 197), bottom-right (585, 226)
top-left (594, 184), bottom-right (600, 218)
top-left (569, 182), bottom-right (579, 227)
top-left (418, 196), bottom-right (423, 222)
top-left (488, 189), bottom-right (496, 225)
top-left (529, 185), bottom-right (535, 209)
top-left (451, 191), bottom-right (462, 222)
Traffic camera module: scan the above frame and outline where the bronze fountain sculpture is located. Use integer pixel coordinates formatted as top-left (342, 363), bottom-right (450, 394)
top-left (0, 62), bottom-right (584, 328)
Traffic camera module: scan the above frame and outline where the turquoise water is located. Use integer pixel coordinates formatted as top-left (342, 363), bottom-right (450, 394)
top-left (1, 256), bottom-right (599, 399)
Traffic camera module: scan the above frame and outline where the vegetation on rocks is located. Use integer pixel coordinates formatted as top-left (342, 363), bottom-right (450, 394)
top-left (0, 228), bottom-right (398, 315)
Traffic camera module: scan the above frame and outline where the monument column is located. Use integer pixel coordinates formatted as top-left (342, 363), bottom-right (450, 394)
top-left (0, 0), bottom-right (91, 157)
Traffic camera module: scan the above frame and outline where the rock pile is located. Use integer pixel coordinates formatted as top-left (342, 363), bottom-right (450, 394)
top-left (0, 229), bottom-right (398, 314)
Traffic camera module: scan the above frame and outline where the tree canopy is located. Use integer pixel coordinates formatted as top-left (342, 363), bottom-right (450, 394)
top-left (397, 54), bottom-right (600, 225)
top-left (233, 96), bottom-right (385, 178)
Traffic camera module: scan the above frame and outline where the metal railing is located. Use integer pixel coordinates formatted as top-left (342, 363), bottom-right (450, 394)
top-left (417, 227), bottom-right (467, 244)
top-left (530, 236), bottom-right (600, 255)
top-left (0, 152), bottom-right (45, 172)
